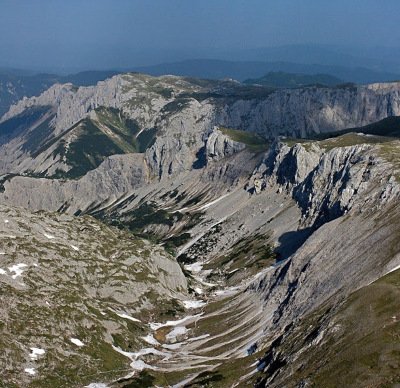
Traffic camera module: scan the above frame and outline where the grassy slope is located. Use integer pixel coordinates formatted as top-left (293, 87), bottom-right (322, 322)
top-left (219, 127), bottom-right (269, 152)
top-left (51, 107), bottom-right (156, 179)
top-left (0, 207), bottom-right (187, 387)
top-left (254, 268), bottom-right (400, 388)
top-left (283, 116), bottom-right (400, 147)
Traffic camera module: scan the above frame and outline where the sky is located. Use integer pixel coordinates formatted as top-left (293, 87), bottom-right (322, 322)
top-left (1, 0), bottom-right (400, 72)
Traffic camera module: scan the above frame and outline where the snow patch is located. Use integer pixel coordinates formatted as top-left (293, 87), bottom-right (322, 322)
top-left (29, 347), bottom-right (45, 360)
top-left (24, 368), bottom-right (36, 376)
top-left (213, 286), bottom-right (241, 297)
top-left (149, 313), bottom-right (203, 330)
top-left (71, 245), bottom-right (79, 251)
top-left (166, 326), bottom-right (188, 341)
top-left (85, 384), bottom-right (109, 388)
top-left (130, 359), bottom-right (148, 371)
top-left (184, 263), bottom-right (203, 273)
top-left (187, 334), bottom-right (210, 342)
top-left (70, 338), bottom-right (84, 347)
top-left (112, 345), bottom-right (168, 369)
top-left (142, 334), bottom-right (160, 346)
top-left (8, 263), bottom-right (28, 279)
top-left (197, 193), bottom-right (231, 211)
top-left (43, 233), bottom-right (55, 239)
top-left (183, 300), bottom-right (206, 309)
top-left (162, 343), bottom-right (183, 350)
top-left (116, 312), bottom-right (141, 323)
top-left (387, 262), bottom-right (400, 275)
top-left (0, 268), bottom-right (6, 275)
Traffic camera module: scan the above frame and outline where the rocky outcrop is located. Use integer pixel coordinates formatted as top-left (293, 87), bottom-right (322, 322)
top-left (0, 154), bottom-right (148, 213)
top-left (206, 127), bottom-right (246, 162)
top-left (248, 140), bottom-right (400, 228)
top-left (216, 82), bottom-right (400, 138)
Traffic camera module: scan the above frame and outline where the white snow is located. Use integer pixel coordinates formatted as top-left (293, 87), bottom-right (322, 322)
top-left (197, 193), bottom-right (231, 211)
top-left (184, 262), bottom-right (203, 273)
top-left (85, 384), bottom-right (109, 388)
top-left (142, 334), bottom-right (160, 346)
top-left (194, 287), bottom-right (203, 294)
top-left (149, 313), bottom-right (203, 330)
top-left (116, 312), bottom-right (141, 323)
top-left (183, 300), bottom-right (206, 309)
top-left (112, 345), bottom-right (168, 368)
top-left (130, 359), bottom-right (149, 371)
top-left (387, 262), bottom-right (400, 275)
top-left (24, 368), bottom-right (36, 376)
top-left (0, 252), bottom-right (5, 255)
top-left (166, 326), bottom-right (188, 341)
top-left (0, 268), bottom-right (6, 275)
top-left (43, 233), bottom-right (55, 239)
top-left (70, 338), bottom-right (84, 347)
top-left (71, 245), bottom-right (79, 251)
top-left (4, 219), bottom-right (9, 224)
top-left (8, 263), bottom-right (28, 279)
top-left (213, 286), bottom-right (241, 297)
top-left (29, 347), bottom-right (45, 360)
top-left (187, 334), bottom-right (210, 342)
top-left (162, 343), bottom-right (183, 350)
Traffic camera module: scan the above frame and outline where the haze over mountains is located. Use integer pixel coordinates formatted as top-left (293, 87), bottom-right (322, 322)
top-left (2, 43), bottom-right (400, 118)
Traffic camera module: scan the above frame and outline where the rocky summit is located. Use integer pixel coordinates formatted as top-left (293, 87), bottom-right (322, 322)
top-left (1, 73), bottom-right (400, 387)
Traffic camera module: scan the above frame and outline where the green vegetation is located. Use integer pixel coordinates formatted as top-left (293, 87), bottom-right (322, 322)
top-left (110, 202), bottom-right (183, 236)
top-left (161, 97), bottom-right (192, 114)
top-left (116, 371), bottom-right (156, 387)
top-left (181, 84), bottom-right (277, 103)
top-left (256, 268), bottom-right (400, 387)
top-left (164, 233), bottom-right (192, 254)
top-left (244, 71), bottom-right (343, 88)
top-left (315, 116), bottom-right (400, 141)
top-left (283, 116), bottom-right (400, 151)
top-left (219, 127), bottom-right (269, 152)
top-left (204, 233), bottom-right (277, 285)
top-left (49, 107), bottom-right (156, 179)
top-left (377, 140), bottom-right (400, 181)
top-left (318, 132), bottom-right (392, 151)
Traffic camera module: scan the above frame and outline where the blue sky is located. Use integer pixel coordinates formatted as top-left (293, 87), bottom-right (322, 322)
top-left (1, 0), bottom-right (400, 71)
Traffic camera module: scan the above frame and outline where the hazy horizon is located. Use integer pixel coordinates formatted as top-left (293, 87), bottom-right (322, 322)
top-left (2, 0), bottom-right (400, 73)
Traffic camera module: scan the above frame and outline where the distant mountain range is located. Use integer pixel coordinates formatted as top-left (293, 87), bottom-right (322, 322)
top-left (1, 57), bottom-right (400, 118)
top-left (133, 59), bottom-right (400, 84)
top-left (243, 71), bottom-right (343, 88)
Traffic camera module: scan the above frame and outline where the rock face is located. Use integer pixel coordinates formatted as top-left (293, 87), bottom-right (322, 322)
top-left (216, 82), bottom-right (400, 137)
top-left (1, 74), bottom-right (400, 180)
top-left (206, 127), bottom-right (246, 161)
top-left (250, 141), bottom-right (384, 227)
